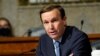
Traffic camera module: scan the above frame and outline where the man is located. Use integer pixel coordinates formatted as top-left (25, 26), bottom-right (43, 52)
top-left (36, 5), bottom-right (92, 56)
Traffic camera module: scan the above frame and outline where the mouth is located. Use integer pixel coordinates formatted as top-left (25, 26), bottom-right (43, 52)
top-left (49, 31), bottom-right (57, 35)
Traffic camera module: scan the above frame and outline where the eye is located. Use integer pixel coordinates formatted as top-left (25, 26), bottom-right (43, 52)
top-left (51, 18), bottom-right (58, 22)
top-left (43, 21), bottom-right (49, 24)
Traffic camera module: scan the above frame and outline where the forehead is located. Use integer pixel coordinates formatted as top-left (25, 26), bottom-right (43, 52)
top-left (0, 20), bottom-right (8, 25)
top-left (43, 9), bottom-right (60, 15)
top-left (41, 9), bottom-right (61, 19)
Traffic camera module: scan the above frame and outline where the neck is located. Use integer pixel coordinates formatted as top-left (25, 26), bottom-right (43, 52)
top-left (54, 26), bottom-right (66, 41)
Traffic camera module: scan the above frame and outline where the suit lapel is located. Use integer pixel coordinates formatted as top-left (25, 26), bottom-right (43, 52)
top-left (61, 40), bottom-right (71, 56)
top-left (60, 26), bottom-right (72, 56)
top-left (46, 36), bottom-right (56, 56)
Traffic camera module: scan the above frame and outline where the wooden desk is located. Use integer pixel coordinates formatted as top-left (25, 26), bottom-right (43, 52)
top-left (0, 37), bottom-right (39, 56)
top-left (0, 34), bottom-right (100, 56)
top-left (88, 34), bottom-right (100, 42)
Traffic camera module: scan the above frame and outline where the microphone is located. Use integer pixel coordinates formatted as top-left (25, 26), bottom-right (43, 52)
top-left (19, 48), bottom-right (36, 55)
top-left (27, 29), bottom-right (32, 36)
top-left (30, 48), bottom-right (36, 52)
top-left (81, 20), bottom-right (84, 30)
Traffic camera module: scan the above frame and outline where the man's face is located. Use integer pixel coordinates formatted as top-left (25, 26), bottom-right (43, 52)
top-left (41, 9), bottom-right (66, 40)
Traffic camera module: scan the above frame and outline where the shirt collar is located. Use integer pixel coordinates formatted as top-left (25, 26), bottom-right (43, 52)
top-left (53, 37), bottom-right (62, 44)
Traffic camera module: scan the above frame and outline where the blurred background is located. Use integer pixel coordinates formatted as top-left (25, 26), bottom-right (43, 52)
top-left (0, 0), bottom-right (100, 55)
top-left (0, 0), bottom-right (99, 36)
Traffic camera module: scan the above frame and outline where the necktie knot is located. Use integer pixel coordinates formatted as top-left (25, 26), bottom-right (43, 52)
top-left (54, 41), bottom-right (60, 48)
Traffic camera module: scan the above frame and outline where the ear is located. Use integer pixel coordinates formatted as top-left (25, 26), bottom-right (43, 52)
top-left (63, 16), bottom-right (67, 26)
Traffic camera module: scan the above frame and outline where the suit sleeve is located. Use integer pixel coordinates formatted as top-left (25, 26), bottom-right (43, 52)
top-left (72, 33), bottom-right (92, 56)
top-left (36, 37), bottom-right (43, 56)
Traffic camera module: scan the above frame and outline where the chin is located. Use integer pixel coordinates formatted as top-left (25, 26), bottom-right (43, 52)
top-left (49, 35), bottom-right (58, 39)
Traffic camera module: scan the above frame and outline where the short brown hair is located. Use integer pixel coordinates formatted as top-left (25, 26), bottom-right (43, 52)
top-left (40, 5), bottom-right (65, 20)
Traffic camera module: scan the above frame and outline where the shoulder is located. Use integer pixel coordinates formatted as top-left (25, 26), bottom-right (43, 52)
top-left (66, 26), bottom-right (88, 40)
top-left (40, 34), bottom-right (50, 40)
top-left (39, 34), bottom-right (52, 43)
top-left (72, 26), bottom-right (87, 37)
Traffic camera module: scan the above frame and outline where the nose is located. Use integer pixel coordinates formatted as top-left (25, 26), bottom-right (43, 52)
top-left (49, 23), bottom-right (54, 30)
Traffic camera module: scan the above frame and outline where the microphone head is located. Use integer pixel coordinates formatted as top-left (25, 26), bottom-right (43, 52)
top-left (81, 20), bottom-right (84, 25)
top-left (30, 48), bottom-right (36, 52)
top-left (27, 29), bottom-right (32, 36)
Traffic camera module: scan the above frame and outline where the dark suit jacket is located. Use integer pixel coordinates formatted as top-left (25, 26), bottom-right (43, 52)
top-left (36, 26), bottom-right (92, 56)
